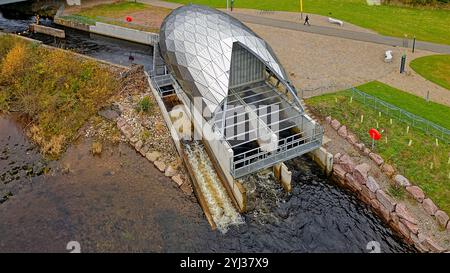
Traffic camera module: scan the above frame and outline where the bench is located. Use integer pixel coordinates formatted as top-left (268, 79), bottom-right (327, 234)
top-left (328, 17), bottom-right (343, 27)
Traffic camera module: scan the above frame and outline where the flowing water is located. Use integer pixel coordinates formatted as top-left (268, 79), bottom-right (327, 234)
top-left (185, 142), bottom-right (244, 233)
top-left (0, 10), bottom-right (415, 252)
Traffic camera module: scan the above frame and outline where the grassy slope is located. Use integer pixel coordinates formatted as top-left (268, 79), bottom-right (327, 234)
top-left (306, 88), bottom-right (450, 214)
top-left (63, 1), bottom-right (164, 32)
top-left (410, 54), bottom-right (450, 91)
top-left (356, 81), bottom-right (450, 130)
top-left (166, 0), bottom-right (450, 45)
top-left (0, 35), bottom-right (119, 158)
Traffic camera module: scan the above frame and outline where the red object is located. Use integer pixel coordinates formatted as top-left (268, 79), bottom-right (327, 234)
top-left (369, 128), bottom-right (381, 141)
top-left (125, 16), bottom-right (133, 22)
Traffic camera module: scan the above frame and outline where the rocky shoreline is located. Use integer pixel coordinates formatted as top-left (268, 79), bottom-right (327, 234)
top-left (324, 115), bottom-right (449, 252)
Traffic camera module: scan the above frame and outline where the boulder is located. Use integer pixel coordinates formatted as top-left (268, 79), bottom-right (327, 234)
top-left (333, 152), bottom-right (342, 163)
top-left (146, 151), bottom-right (161, 162)
top-left (366, 176), bottom-right (380, 193)
top-left (434, 210), bottom-right (449, 229)
top-left (353, 163), bottom-right (370, 185)
top-left (362, 147), bottom-right (370, 156)
top-left (134, 140), bottom-right (143, 151)
top-left (378, 204), bottom-right (391, 222)
top-left (333, 164), bottom-right (347, 180)
top-left (360, 185), bottom-right (376, 200)
top-left (376, 190), bottom-right (396, 212)
top-left (405, 186), bottom-right (425, 203)
top-left (395, 203), bottom-right (417, 224)
top-left (369, 153), bottom-right (384, 166)
top-left (164, 165), bottom-right (177, 177)
top-left (355, 143), bottom-right (365, 151)
top-left (399, 218), bottom-right (419, 234)
top-left (422, 237), bottom-right (446, 253)
top-left (339, 154), bottom-right (355, 173)
top-left (381, 164), bottom-right (395, 178)
top-left (345, 173), bottom-right (362, 192)
top-left (394, 174), bottom-right (411, 187)
top-left (397, 221), bottom-right (411, 238)
top-left (154, 161), bottom-right (166, 172)
top-left (172, 174), bottom-right (184, 187)
top-left (180, 183), bottom-right (193, 195)
top-left (325, 116), bottom-right (332, 124)
top-left (422, 198), bottom-right (438, 216)
top-left (346, 133), bottom-right (358, 145)
top-left (369, 198), bottom-right (381, 210)
top-left (331, 119), bottom-right (341, 130)
top-left (338, 125), bottom-right (348, 138)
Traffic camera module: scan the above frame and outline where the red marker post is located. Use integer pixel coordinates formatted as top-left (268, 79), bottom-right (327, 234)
top-left (125, 16), bottom-right (133, 22)
top-left (369, 128), bottom-right (381, 150)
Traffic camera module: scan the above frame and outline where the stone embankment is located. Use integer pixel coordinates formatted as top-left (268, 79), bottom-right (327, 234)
top-left (105, 65), bottom-right (193, 196)
top-left (324, 115), bottom-right (449, 253)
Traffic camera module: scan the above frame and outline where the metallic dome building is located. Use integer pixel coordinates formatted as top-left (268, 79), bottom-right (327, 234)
top-left (153, 5), bottom-right (323, 181)
top-left (159, 4), bottom-right (300, 115)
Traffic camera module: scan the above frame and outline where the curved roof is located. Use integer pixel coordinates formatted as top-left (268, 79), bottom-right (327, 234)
top-left (159, 4), bottom-right (288, 114)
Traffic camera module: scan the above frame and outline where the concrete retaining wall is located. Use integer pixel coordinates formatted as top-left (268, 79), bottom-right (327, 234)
top-left (90, 22), bottom-right (159, 46)
top-left (54, 17), bottom-right (90, 32)
top-left (30, 24), bottom-right (65, 38)
top-left (310, 146), bottom-right (333, 175)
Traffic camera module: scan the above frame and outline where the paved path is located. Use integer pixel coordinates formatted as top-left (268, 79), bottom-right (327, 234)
top-left (139, 0), bottom-right (450, 54)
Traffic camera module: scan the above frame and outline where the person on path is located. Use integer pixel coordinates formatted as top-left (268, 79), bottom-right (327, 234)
top-left (304, 14), bottom-right (310, 26)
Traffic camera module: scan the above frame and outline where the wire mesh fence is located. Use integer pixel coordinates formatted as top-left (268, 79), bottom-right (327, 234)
top-left (350, 87), bottom-right (450, 144)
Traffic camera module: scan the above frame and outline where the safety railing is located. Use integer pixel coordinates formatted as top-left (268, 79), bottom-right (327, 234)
top-left (351, 88), bottom-right (450, 143)
top-left (231, 123), bottom-right (323, 178)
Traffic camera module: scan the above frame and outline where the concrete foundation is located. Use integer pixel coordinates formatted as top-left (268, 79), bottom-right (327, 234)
top-left (273, 162), bottom-right (292, 192)
top-left (30, 24), bottom-right (65, 38)
top-left (310, 146), bottom-right (334, 175)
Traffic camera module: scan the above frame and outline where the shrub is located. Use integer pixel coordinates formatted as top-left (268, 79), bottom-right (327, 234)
top-left (136, 96), bottom-right (152, 113)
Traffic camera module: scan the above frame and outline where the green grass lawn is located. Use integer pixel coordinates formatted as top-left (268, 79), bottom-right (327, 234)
top-left (306, 85), bottom-right (450, 215)
top-left (355, 81), bottom-right (450, 130)
top-left (63, 1), bottom-right (170, 32)
top-left (166, 0), bottom-right (450, 45)
top-left (410, 54), bottom-right (450, 91)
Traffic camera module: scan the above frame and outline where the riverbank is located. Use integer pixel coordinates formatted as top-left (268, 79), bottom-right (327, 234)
top-left (306, 86), bottom-right (450, 252)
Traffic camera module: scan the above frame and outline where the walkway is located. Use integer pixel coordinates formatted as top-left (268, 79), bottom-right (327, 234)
top-left (139, 0), bottom-right (450, 54)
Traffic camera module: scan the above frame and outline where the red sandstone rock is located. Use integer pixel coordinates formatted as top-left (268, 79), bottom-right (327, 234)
top-left (345, 173), bottom-right (362, 192)
top-left (369, 198), bottom-right (381, 210)
top-left (362, 147), bottom-right (370, 155)
top-left (346, 133), bottom-right (358, 145)
top-left (339, 154), bottom-right (355, 173)
top-left (394, 174), bottom-right (411, 187)
top-left (405, 186), bottom-right (425, 203)
top-left (333, 164), bottom-right (347, 180)
top-left (422, 237), bottom-right (446, 253)
top-left (338, 125), bottom-right (348, 138)
top-left (378, 204), bottom-right (391, 222)
top-left (435, 210), bottom-right (449, 229)
top-left (381, 164), bottom-right (395, 177)
top-left (410, 233), bottom-right (429, 253)
top-left (422, 198), bottom-right (438, 216)
top-left (366, 176), bottom-right (380, 193)
top-left (397, 221), bottom-right (411, 238)
top-left (390, 212), bottom-right (399, 225)
top-left (154, 161), bottom-right (166, 172)
top-left (325, 116), bottom-right (332, 124)
top-left (376, 190), bottom-right (396, 212)
top-left (395, 203), bottom-right (418, 225)
top-left (333, 152), bottom-right (342, 163)
top-left (369, 153), bottom-right (384, 166)
top-left (353, 163), bottom-right (370, 185)
top-left (354, 143), bottom-right (365, 151)
top-left (360, 185), bottom-right (376, 200)
top-left (331, 119), bottom-right (341, 130)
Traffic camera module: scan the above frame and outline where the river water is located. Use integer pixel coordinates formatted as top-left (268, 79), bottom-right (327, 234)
top-left (0, 12), bottom-right (415, 252)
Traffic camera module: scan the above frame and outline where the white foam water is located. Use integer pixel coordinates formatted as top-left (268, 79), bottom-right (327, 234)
top-left (185, 142), bottom-right (244, 233)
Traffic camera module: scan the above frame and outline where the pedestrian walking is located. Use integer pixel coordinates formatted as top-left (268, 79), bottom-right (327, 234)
top-left (304, 14), bottom-right (310, 26)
